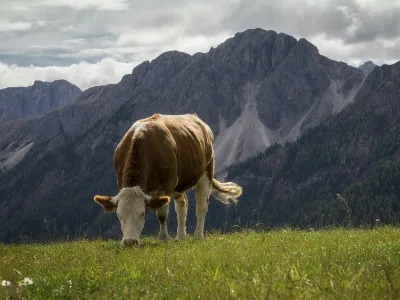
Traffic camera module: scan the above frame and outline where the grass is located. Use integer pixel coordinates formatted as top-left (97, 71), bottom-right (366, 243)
top-left (1, 227), bottom-right (399, 299)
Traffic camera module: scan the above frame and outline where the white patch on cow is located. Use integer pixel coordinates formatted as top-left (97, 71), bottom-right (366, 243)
top-left (129, 121), bottom-right (147, 133)
top-left (113, 186), bottom-right (149, 246)
top-left (194, 173), bottom-right (211, 239)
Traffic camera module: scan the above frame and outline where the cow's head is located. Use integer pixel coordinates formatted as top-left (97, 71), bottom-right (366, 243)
top-left (94, 187), bottom-right (169, 247)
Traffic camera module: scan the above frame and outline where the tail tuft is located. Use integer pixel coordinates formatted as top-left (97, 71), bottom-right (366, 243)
top-left (211, 178), bottom-right (242, 204)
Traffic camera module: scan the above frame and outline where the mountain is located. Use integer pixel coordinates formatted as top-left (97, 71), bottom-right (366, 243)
top-left (0, 28), bottom-right (366, 242)
top-left (221, 61), bottom-right (400, 229)
top-left (0, 80), bottom-right (82, 124)
top-left (358, 61), bottom-right (377, 75)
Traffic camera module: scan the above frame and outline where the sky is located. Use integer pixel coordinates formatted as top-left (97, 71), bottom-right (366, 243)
top-left (0, 0), bottom-right (399, 90)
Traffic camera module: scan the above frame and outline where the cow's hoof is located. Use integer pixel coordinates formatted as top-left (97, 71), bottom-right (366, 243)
top-left (194, 231), bottom-right (204, 240)
top-left (175, 233), bottom-right (186, 240)
top-left (158, 233), bottom-right (169, 241)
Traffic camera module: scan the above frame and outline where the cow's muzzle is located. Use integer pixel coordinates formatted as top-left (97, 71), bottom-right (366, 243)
top-left (123, 238), bottom-right (139, 247)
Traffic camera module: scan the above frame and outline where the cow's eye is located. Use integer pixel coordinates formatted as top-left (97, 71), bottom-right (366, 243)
top-left (116, 212), bottom-right (121, 219)
top-left (141, 212), bottom-right (145, 218)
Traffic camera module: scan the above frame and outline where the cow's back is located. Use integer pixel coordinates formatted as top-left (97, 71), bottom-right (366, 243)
top-left (155, 114), bottom-right (214, 192)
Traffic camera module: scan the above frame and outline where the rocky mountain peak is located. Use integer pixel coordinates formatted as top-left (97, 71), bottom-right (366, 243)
top-left (297, 38), bottom-right (320, 56)
top-left (358, 61), bottom-right (377, 74)
top-left (151, 50), bottom-right (192, 62)
top-left (33, 80), bottom-right (43, 86)
top-left (0, 80), bottom-right (82, 124)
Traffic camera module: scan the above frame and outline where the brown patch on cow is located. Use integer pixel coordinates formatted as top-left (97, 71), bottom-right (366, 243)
top-left (94, 195), bottom-right (116, 212)
top-left (146, 196), bottom-right (170, 209)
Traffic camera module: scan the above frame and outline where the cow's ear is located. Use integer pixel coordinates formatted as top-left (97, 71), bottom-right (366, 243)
top-left (145, 196), bottom-right (170, 209)
top-left (94, 195), bottom-right (117, 213)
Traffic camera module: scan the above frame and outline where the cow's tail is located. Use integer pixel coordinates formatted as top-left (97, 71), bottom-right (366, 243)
top-left (211, 178), bottom-right (242, 204)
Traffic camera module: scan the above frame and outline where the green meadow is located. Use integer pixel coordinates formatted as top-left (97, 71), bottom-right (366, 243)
top-left (1, 227), bottom-right (399, 299)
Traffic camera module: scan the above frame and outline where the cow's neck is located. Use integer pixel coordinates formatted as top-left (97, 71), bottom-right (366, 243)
top-left (121, 165), bottom-right (149, 192)
top-left (121, 138), bottom-right (149, 191)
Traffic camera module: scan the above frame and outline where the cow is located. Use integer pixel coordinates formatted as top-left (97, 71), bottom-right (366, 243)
top-left (94, 113), bottom-right (242, 247)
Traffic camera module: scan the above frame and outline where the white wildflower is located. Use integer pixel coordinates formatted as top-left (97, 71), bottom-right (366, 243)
top-left (18, 277), bottom-right (33, 287)
top-left (1, 280), bottom-right (11, 287)
top-left (68, 279), bottom-right (72, 288)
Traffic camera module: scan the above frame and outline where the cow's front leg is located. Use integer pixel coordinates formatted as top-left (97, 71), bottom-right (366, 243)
top-left (156, 203), bottom-right (170, 241)
top-left (174, 193), bottom-right (188, 240)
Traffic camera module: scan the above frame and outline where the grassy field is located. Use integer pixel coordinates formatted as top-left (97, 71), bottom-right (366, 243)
top-left (1, 227), bottom-right (399, 299)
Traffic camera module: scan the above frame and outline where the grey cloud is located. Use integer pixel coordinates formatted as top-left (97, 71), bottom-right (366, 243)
top-left (218, 0), bottom-right (400, 44)
top-left (0, 0), bottom-right (399, 71)
top-left (0, 53), bottom-right (102, 66)
top-left (344, 9), bottom-right (400, 43)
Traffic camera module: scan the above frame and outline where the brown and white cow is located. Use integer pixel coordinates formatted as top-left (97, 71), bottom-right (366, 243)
top-left (94, 113), bottom-right (242, 247)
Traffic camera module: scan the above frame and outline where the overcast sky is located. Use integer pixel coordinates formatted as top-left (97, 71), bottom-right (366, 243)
top-left (1, 0), bottom-right (399, 90)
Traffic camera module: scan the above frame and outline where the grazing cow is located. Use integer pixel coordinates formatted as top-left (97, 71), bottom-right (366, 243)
top-left (94, 113), bottom-right (242, 247)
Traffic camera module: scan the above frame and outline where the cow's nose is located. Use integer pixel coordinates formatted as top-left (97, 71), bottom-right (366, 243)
top-left (123, 238), bottom-right (139, 247)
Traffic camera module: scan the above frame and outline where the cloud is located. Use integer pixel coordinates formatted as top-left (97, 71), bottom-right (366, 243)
top-left (116, 29), bottom-right (180, 47)
top-left (37, 0), bottom-right (129, 11)
top-left (170, 32), bottom-right (232, 55)
top-left (0, 21), bottom-right (31, 32)
top-left (310, 34), bottom-right (400, 67)
top-left (0, 58), bottom-right (135, 90)
top-left (0, 0), bottom-right (399, 89)
top-left (221, 0), bottom-right (400, 44)
top-left (36, 20), bottom-right (46, 27)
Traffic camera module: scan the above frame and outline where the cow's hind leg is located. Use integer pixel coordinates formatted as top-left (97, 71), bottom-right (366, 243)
top-left (174, 193), bottom-right (188, 240)
top-left (156, 203), bottom-right (170, 241)
top-left (194, 173), bottom-right (211, 239)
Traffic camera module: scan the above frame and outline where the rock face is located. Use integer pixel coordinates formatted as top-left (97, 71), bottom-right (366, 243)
top-left (0, 80), bottom-right (82, 124)
top-left (358, 61), bottom-right (377, 74)
top-left (0, 29), bottom-right (366, 242)
top-left (222, 61), bottom-right (400, 229)
top-left (211, 35), bottom-right (365, 171)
